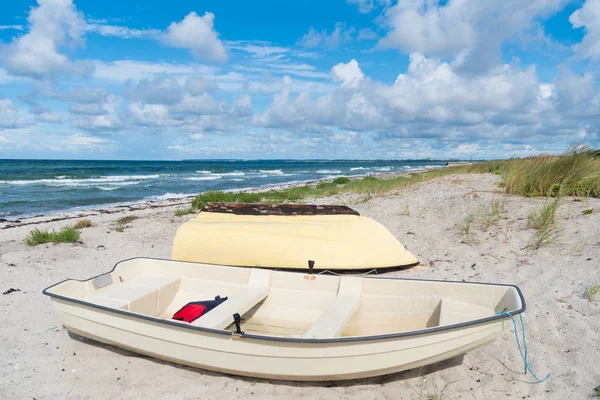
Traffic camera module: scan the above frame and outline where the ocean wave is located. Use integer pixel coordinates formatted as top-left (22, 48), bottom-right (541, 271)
top-left (350, 167), bottom-right (368, 171)
top-left (231, 178), bottom-right (245, 181)
top-left (0, 174), bottom-right (163, 186)
top-left (316, 169), bottom-right (342, 174)
top-left (196, 170), bottom-right (211, 174)
top-left (258, 169), bottom-right (284, 175)
top-left (374, 166), bottom-right (392, 171)
top-left (215, 172), bottom-right (245, 176)
top-left (184, 176), bottom-right (222, 181)
top-left (144, 193), bottom-right (192, 202)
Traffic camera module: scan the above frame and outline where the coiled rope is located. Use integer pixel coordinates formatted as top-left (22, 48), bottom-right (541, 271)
top-left (496, 311), bottom-right (551, 383)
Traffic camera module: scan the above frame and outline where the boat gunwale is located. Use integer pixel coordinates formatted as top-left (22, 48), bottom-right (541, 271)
top-left (42, 257), bottom-right (526, 344)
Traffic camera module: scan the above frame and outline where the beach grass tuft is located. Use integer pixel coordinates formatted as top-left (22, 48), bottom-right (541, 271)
top-left (26, 227), bottom-right (81, 246)
top-left (588, 284), bottom-right (600, 302)
top-left (582, 209), bottom-right (593, 215)
top-left (114, 215), bottom-right (139, 232)
top-left (73, 219), bottom-right (92, 229)
top-left (526, 199), bottom-right (560, 250)
top-left (116, 215), bottom-right (138, 225)
top-left (332, 176), bottom-right (351, 184)
top-left (175, 207), bottom-right (197, 217)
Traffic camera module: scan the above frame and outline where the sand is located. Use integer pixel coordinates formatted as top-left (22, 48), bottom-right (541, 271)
top-left (1, 173), bottom-right (599, 399)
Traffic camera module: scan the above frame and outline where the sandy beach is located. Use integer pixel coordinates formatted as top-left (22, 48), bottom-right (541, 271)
top-left (1, 173), bottom-right (599, 399)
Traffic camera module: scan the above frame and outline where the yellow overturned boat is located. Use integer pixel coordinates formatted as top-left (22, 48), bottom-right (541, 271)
top-left (172, 203), bottom-right (419, 271)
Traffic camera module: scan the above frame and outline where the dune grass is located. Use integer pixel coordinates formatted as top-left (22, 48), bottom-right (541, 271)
top-left (588, 284), bottom-right (600, 302)
top-left (114, 215), bottom-right (138, 232)
top-left (73, 219), bottom-right (92, 229)
top-left (174, 207), bottom-right (196, 216)
top-left (472, 145), bottom-right (600, 197)
top-left (526, 199), bottom-right (560, 250)
top-left (26, 227), bottom-right (81, 246)
top-left (116, 215), bottom-right (138, 225)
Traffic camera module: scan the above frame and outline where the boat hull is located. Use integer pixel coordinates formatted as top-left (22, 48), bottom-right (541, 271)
top-left (52, 298), bottom-right (505, 381)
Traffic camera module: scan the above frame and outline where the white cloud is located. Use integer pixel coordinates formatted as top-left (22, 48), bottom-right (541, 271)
top-left (0, 98), bottom-right (35, 128)
top-left (1, 0), bottom-right (93, 79)
top-left (346, 0), bottom-right (390, 14)
top-left (92, 60), bottom-right (217, 81)
top-left (161, 12), bottom-right (227, 62)
top-left (357, 28), bottom-right (378, 40)
top-left (87, 24), bottom-right (160, 39)
top-left (37, 111), bottom-right (63, 123)
top-left (185, 76), bottom-right (218, 94)
top-left (254, 55), bottom-right (579, 148)
top-left (331, 59), bottom-right (364, 88)
top-left (379, 0), bottom-right (565, 72)
top-left (0, 25), bottom-right (24, 31)
top-left (228, 41), bottom-right (291, 58)
top-left (0, 135), bottom-right (16, 143)
top-left (63, 133), bottom-right (108, 146)
top-left (297, 23), bottom-right (356, 49)
top-left (123, 77), bottom-right (184, 105)
top-left (570, 0), bottom-right (600, 59)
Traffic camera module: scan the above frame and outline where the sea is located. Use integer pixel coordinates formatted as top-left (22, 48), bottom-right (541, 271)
top-left (0, 159), bottom-right (451, 219)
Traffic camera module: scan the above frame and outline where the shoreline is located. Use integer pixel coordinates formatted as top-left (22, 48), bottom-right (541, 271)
top-left (0, 167), bottom-right (442, 230)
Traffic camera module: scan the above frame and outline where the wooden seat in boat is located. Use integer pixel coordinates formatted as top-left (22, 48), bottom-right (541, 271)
top-left (192, 269), bottom-right (271, 330)
top-left (304, 277), bottom-right (362, 338)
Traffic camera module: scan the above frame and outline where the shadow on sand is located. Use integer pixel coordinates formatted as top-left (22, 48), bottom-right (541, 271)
top-left (68, 331), bottom-right (465, 388)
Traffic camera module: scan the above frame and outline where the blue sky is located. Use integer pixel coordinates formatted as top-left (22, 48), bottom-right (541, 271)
top-left (0, 0), bottom-right (599, 159)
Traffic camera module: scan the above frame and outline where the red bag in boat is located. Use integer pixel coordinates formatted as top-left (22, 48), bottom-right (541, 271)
top-left (172, 296), bottom-right (228, 323)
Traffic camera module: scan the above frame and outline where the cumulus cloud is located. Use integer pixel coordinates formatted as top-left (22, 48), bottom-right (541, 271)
top-left (161, 12), bottom-right (227, 62)
top-left (1, 0), bottom-right (93, 79)
top-left (331, 59), bottom-right (364, 88)
top-left (0, 99), bottom-right (35, 128)
top-left (570, 0), bottom-right (600, 59)
top-left (123, 77), bottom-right (184, 105)
top-left (254, 56), bottom-right (590, 151)
top-left (379, 0), bottom-right (565, 73)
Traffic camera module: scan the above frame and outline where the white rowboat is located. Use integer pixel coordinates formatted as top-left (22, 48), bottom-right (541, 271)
top-left (44, 257), bottom-right (525, 381)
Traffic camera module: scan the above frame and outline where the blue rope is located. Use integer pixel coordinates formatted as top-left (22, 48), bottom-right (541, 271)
top-left (496, 312), bottom-right (551, 383)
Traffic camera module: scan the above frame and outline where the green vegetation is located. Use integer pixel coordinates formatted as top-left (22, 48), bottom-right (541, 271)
top-left (461, 198), bottom-right (507, 235)
top-left (114, 215), bottom-right (139, 232)
top-left (593, 385), bottom-right (600, 397)
top-left (461, 213), bottom-right (475, 234)
top-left (116, 215), bottom-right (138, 225)
top-left (471, 145), bottom-right (600, 197)
top-left (582, 209), bottom-right (593, 215)
top-left (73, 219), bottom-right (92, 229)
top-left (26, 227), bottom-right (81, 246)
top-left (174, 207), bottom-right (196, 216)
top-left (191, 191), bottom-right (262, 209)
top-left (588, 284), bottom-right (600, 302)
top-left (332, 176), bottom-right (351, 184)
top-left (526, 199), bottom-right (560, 250)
